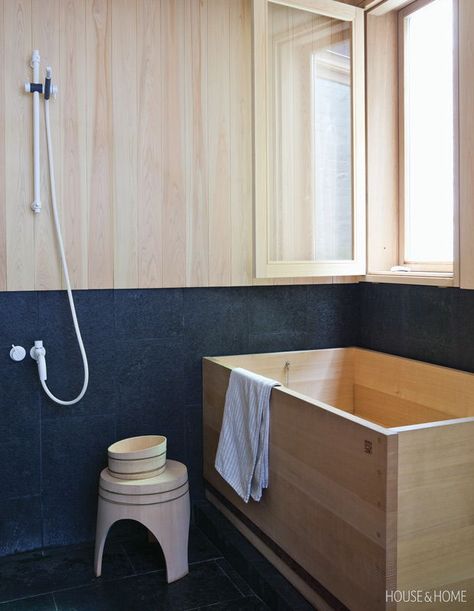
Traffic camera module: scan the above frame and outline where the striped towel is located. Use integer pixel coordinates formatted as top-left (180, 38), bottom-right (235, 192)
top-left (215, 367), bottom-right (279, 503)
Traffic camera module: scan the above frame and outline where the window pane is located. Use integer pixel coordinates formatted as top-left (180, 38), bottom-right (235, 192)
top-left (268, 3), bottom-right (353, 262)
top-left (403, 0), bottom-right (454, 264)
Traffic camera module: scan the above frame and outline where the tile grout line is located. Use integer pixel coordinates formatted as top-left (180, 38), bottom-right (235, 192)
top-left (119, 542), bottom-right (138, 576)
top-left (0, 592), bottom-right (56, 608)
top-left (214, 558), bottom-right (251, 598)
top-left (189, 555), bottom-right (224, 566)
top-left (182, 594), bottom-right (252, 611)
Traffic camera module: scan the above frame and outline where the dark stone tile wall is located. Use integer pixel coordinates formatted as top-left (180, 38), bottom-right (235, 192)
top-left (358, 283), bottom-right (474, 372)
top-left (0, 284), bottom-right (358, 557)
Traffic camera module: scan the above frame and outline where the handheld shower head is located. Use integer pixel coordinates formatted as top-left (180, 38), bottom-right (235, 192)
top-left (44, 67), bottom-right (52, 100)
top-left (44, 67), bottom-right (58, 100)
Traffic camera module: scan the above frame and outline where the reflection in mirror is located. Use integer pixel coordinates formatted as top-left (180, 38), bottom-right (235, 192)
top-left (268, 3), bottom-right (353, 262)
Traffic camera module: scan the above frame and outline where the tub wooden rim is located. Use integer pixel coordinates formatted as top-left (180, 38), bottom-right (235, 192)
top-left (204, 347), bottom-right (474, 434)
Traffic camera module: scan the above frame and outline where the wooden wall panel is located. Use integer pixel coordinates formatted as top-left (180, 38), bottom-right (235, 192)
top-left (208, 0), bottom-right (232, 286)
top-left (86, 0), bottom-right (114, 289)
top-left (162, 0), bottom-right (186, 288)
top-left (32, 0), bottom-right (61, 290)
top-left (0, 0), bottom-right (6, 291)
top-left (366, 12), bottom-right (399, 274)
top-left (60, 0), bottom-right (87, 289)
top-left (185, 0), bottom-right (209, 287)
top-left (137, 0), bottom-right (163, 289)
top-left (459, 0), bottom-right (474, 289)
top-left (230, 0), bottom-right (253, 286)
top-left (5, 0), bottom-right (34, 291)
top-left (112, 0), bottom-right (138, 288)
top-left (0, 0), bottom-right (357, 291)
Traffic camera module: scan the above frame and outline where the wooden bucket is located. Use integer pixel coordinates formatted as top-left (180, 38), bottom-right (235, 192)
top-left (107, 435), bottom-right (167, 480)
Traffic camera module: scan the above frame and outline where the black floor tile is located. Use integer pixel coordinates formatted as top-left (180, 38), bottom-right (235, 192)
top-left (216, 560), bottom-right (253, 598)
top-left (249, 561), bottom-right (315, 611)
top-left (0, 593), bottom-right (56, 610)
top-left (0, 517), bottom-right (297, 611)
top-left (156, 560), bottom-right (243, 610)
top-left (120, 536), bottom-right (167, 574)
top-left (195, 502), bottom-right (315, 611)
top-left (0, 541), bottom-right (132, 603)
top-left (53, 576), bottom-right (156, 611)
top-left (122, 526), bottom-right (222, 575)
top-left (54, 560), bottom-right (243, 611)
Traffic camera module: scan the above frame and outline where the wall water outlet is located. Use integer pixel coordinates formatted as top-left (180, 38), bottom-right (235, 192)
top-left (30, 340), bottom-right (47, 382)
top-left (10, 345), bottom-right (26, 362)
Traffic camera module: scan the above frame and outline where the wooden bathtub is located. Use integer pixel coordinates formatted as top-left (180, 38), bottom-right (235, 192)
top-left (202, 348), bottom-right (474, 611)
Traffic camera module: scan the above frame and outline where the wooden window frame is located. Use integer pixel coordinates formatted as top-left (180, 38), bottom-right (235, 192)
top-left (397, 0), bottom-right (459, 274)
top-left (365, 0), bottom-right (461, 287)
top-left (252, 0), bottom-right (366, 278)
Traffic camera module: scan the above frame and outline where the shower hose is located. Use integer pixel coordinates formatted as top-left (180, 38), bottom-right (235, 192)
top-left (41, 97), bottom-right (89, 405)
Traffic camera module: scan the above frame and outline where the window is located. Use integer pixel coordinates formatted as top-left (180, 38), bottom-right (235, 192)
top-left (253, 0), bottom-right (365, 279)
top-left (310, 30), bottom-right (352, 262)
top-left (398, 0), bottom-right (456, 272)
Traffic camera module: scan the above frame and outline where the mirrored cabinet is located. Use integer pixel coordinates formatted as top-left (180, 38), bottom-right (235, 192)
top-left (253, 0), bottom-right (366, 278)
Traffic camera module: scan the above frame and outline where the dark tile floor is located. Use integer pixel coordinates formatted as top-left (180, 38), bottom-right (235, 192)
top-left (194, 503), bottom-right (316, 611)
top-left (0, 525), bottom-right (269, 611)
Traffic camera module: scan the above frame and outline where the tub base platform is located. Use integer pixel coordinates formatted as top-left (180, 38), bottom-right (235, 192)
top-left (205, 486), bottom-right (345, 611)
top-left (203, 348), bottom-right (474, 611)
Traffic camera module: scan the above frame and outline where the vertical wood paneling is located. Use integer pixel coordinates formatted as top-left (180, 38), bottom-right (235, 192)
top-left (230, 0), bottom-right (252, 286)
top-left (162, 0), bottom-right (186, 288)
top-left (5, 0), bottom-right (34, 291)
top-left (32, 0), bottom-right (61, 290)
top-left (208, 0), bottom-right (231, 286)
top-left (366, 13), bottom-right (399, 275)
top-left (0, 0), bottom-right (6, 290)
top-left (137, 0), bottom-right (163, 289)
top-left (185, 0), bottom-right (208, 287)
top-left (112, 0), bottom-right (138, 288)
top-left (86, 0), bottom-right (114, 288)
top-left (0, 0), bottom-right (340, 291)
top-left (459, 0), bottom-right (474, 289)
top-left (60, 0), bottom-right (87, 289)
top-left (252, 0), bottom-right (269, 282)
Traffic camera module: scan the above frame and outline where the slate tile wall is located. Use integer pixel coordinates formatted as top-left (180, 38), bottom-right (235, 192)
top-left (0, 284), bottom-right (358, 556)
top-left (358, 283), bottom-right (471, 372)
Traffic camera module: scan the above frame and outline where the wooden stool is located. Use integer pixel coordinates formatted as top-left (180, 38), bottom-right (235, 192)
top-left (94, 460), bottom-right (190, 583)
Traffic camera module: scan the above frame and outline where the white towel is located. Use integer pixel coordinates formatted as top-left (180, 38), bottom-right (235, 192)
top-left (215, 367), bottom-right (279, 502)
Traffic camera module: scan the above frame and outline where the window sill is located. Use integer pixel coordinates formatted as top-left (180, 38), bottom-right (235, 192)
top-left (365, 271), bottom-right (455, 287)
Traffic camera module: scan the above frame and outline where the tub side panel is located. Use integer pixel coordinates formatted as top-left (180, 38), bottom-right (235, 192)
top-left (396, 422), bottom-right (474, 608)
top-left (213, 348), bottom-right (356, 412)
top-left (354, 348), bottom-right (474, 420)
top-left (203, 357), bottom-right (391, 611)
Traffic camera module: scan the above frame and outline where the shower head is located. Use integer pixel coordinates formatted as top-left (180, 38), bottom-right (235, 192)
top-left (44, 67), bottom-right (58, 100)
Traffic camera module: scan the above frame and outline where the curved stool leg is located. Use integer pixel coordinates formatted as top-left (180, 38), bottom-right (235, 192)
top-left (142, 492), bottom-right (191, 583)
top-left (95, 463), bottom-right (190, 583)
top-left (94, 497), bottom-right (119, 577)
